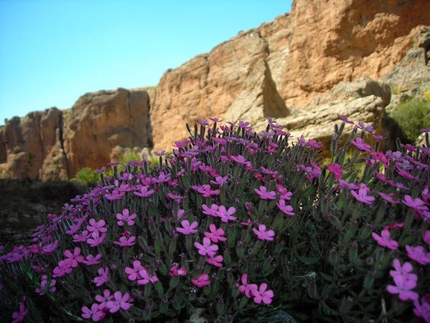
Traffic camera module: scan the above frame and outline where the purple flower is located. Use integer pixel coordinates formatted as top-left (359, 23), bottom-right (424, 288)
top-left (114, 235), bottom-right (136, 247)
top-left (95, 289), bottom-right (112, 310)
top-left (191, 184), bottom-right (220, 197)
top-left (81, 303), bottom-right (105, 322)
top-left (94, 267), bottom-right (110, 287)
top-left (35, 275), bottom-right (56, 295)
top-left (176, 220), bottom-right (198, 235)
top-left (253, 224), bottom-right (275, 241)
top-left (356, 121), bottom-right (375, 133)
top-left (327, 163), bottom-right (343, 180)
top-left (63, 247), bottom-right (84, 268)
top-left (216, 205), bottom-right (237, 222)
top-left (53, 259), bottom-right (73, 278)
top-left (191, 273), bottom-right (211, 288)
top-left (86, 219), bottom-right (107, 235)
top-left (106, 291), bottom-right (133, 313)
top-left (423, 230), bottom-right (430, 247)
top-left (338, 114), bottom-right (354, 124)
top-left (378, 192), bottom-right (400, 204)
top-left (403, 195), bottom-right (428, 213)
top-left (116, 208), bottom-right (137, 226)
top-left (255, 186), bottom-right (277, 200)
top-left (387, 274), bottom-right (419, 301)
top-left (210, 175), bottom-right (228, 185)
top-left (351, 137), bottom-right (372, 152)
top-left (389, 259), bottom-right (417, 282)
top-left (133, 185), bottom-right (155, 198)
top-left (87, 232), bottom-right (107, 247)
top-left (351, 188), bottom-right (375, 205)
top-left (252, 283), bottom-right (274, 305)
top-left (12, 298), bottom-right (28, 323)
top-left (277, 199), bottom-right (295, 216)
top-left (194, 237), bottom-right (218, 257)
top-left (238, 273), bottom-right (258, 298)
top-left (413, 296), bottom-right (430, 322)
top-left (104, 189), bottom-right (125, 200)
top-left (277, 185), bottom-right (292, 200)
top-left (204, 224), bottom-right (227, 243)
top-left (81, 253), bottom-right (102, 266)
top-left (170, 264), bottom-right (187, 277)
top-left (230, 155), bottom-right (248, 164)
top-left (406, 245), bottom-right (430, 265)
top-left (136, 266), bottom-right (158, 285)
top-left (371, 229), bottom-right (398, 250)
top-left (206, 254), bottom-right (223, 267)
top-left (202, 204), bottom-right (219, 217)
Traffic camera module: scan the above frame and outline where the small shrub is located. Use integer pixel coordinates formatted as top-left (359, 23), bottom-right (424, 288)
top-left (1, 118), bottom-right (429, 322)
top-left (388, 96), bottom-right (430, 143)
top-left (73, 167), bottom-right (100, 185)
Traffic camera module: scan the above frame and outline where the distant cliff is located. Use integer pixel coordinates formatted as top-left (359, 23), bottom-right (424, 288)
top-left (1, 0), bottom-right (429, 180)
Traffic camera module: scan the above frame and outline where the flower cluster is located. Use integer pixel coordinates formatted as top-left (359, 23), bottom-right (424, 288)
top-left (0, 116), bottom-right (429, 322)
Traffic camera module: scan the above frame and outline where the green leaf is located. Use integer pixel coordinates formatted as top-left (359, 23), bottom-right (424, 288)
top-left (320, 272), bottom-right (334, 282)
top-left (299, 256), bottom-right (319, 265)
top-left (348, 247), bottom-right (358, 264)
top-left (154, 281), bottom-right (164, 297)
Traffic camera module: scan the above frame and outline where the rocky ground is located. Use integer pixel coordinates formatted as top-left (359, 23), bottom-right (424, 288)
top-left (0, 179), bottom-right (88, 251)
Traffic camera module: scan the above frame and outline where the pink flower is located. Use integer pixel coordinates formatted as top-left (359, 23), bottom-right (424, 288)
top-left (211, 176), bottom-right (228, 185)
top-left (191, 184), bottom-right (220, 197)
top-left (64, 247), bottom-right (84, 268)
top-left (413, 295), bottom-right (430, 322)
top-left (86, 219), bottom-right (107, 235)
top-left (176, 220), bottom-right (198, 235)
top-left (371, 229), bottom-right (398, 250)
top-left (206, 254), bottom-right (223, 267)
top-left (53, 259), bottom-right (73, 278)
top-left (237, 273), bottom-right (258, 298)
top-left (95, 289), bottom-right (112, 310)
top-left (351, 137), bottom-right (372, 151)
top-left (356, 121), bottom-right (375, 133)
top-left (387, 275), bottom-right (419, 301)
top-left (191, 273), bottom-right (211, 288)
top-left (87, 232), bottom-right (106, 247)
top-left (12, 298), bottom-right (28, 323)
top-left (114, 236), bottom-right (136, 247)
top-left (104, 189), bottom-right (125, 200)
top-left (106, 291), bottom-right (133, 313)
top-left (253, 224), bottom-right (275, 241)
top-left (327, 163), bottom-right (343, 180)
top-left (216, 205), bottom-right (237, 222)
top-left (81, 303), bottom-right (105, 322)
top-left (252, 283), bottom-right (274, 305)
top-left (170, 264), bottom-right (187, 277)
top-left (116, 208), bottom-right (137, 226)
top-left (125, 260), bottom-right (144, 281)
top-left (351, 188), bottom-right (375, 205)
top-left (35, 275), bottom-right (56, 295)
top-left (276, 184), bottom-right (292, 200)
top-left (277, 199), bottom-right (295, 216)
top-left (94, 267), bottom-right (110, 287)
top-left (204, 224), bottom-right (227, 243)
top-left (406, 245), bottom-right (430, 265)
top-left (423, 230), bottom-right (430, 247)
top-left (378, 192), bottom-right (400, 204)
top-left (230, 155), bottom-right (248, 164)
top-left (81, 253), bottom-right (102, 266)
top-left (403, 195), bottom-right (428, 213)
top-left (202, 204), bottom-right (219, 217)
top-left (194, 237), bottom-right (218, 257)
top-left (255, 186), bottom-right (277, 200)
top-left (133, 185), bottom-right (155, 198)
top-left (389, 259), bottom-right (417, 282)
top-left (338, 114), bottom-right (354, 124)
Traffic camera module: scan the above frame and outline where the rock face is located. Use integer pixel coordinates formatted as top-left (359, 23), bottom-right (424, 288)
top-left (150, 0), bottom-right (430, 150)
top-left (0, 88), bottom-right (152, 180)
top-left (1, 0), bottom-right (429, 180)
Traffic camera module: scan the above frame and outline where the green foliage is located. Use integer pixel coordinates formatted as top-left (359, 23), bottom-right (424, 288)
top-left (73, 167), bottom-right (100, 184)
top-left (1, 119), bottom-right (429, 323)
top-left (388, 96), bottom-right (430, 143)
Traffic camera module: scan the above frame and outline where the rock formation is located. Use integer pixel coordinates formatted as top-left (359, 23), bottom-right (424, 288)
top-left (0, 88), bottom-right (152, 180)
top-left (0, 0), bottom-right (429, 180)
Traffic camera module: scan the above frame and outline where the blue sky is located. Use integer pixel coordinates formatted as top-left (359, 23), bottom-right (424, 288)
top-left (0, 0), bottom-right (292, 126)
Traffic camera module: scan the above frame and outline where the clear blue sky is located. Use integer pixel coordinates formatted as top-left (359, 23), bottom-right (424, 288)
top-left (0, 0), bottom-right (292, 126)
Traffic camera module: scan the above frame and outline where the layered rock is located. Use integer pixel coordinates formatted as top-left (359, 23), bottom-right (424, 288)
top-left (0, 88), bottom-right (152, 180)
top-left (63, 88), bottom-right (153, 176)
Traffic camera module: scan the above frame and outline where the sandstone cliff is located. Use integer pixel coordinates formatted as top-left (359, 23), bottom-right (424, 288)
top-left (0, 0), bottom-right (429, 180)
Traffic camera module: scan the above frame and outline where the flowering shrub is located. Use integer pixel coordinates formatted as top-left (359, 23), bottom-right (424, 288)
top-left (1, 117), bottom-right (429, 322)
